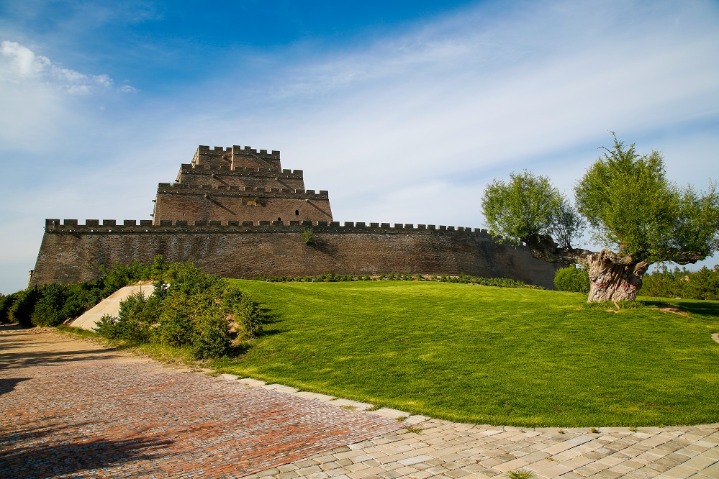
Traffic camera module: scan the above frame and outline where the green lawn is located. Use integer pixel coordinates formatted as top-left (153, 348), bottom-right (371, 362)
top-left (215, 280), bottom-right (719, 427)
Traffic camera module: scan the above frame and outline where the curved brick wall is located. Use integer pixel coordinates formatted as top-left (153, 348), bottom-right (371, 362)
top-left (29, 220), bottom-right (560, 288)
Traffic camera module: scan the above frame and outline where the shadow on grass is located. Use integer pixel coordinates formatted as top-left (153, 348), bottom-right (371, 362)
top-left (641, 299), bottom-right (719, 317)
top-left (0, 422), bottom-right (173, 479)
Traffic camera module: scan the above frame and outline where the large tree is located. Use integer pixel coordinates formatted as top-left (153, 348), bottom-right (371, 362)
top-left (481, 136), bottom-right (719, 302)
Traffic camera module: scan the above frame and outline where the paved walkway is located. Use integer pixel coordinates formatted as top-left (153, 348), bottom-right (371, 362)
top-left (1, 327), bottom-right (718, 478)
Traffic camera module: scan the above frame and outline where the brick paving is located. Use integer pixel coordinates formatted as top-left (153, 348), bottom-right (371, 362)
top-left (0, 327), bottom-right (401, 478)
top-left (2, 326), bottom-right (718, 478)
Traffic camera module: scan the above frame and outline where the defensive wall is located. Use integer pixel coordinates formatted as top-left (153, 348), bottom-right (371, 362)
top-left (29, 219), bottom-right (560, 289)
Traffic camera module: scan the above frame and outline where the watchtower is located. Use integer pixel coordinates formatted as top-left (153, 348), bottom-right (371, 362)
top-left (152, 145), bottom-right (333, 225)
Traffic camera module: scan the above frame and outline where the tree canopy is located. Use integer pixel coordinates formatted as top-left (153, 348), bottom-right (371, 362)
top-left (481, 136), bottom-right (719, 301)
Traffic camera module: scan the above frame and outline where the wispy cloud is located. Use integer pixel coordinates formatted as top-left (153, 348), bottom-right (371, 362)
top-left (0, 40), bottom-right (129, 94)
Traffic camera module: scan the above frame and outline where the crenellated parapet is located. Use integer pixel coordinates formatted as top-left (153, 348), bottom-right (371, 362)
top-left (43, 218), bottom-right (493, 236)
top-left (156, 183), bottom-right (329, 198)
top-left (192, 145), bottom-right (282, 172)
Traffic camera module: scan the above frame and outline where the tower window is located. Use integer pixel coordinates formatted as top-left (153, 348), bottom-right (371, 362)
top-left (295, 210), bottom-right (300, 216)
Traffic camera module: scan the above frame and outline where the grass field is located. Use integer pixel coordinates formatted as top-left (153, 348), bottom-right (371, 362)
top-left (214, 280), bottom-right (719, 427)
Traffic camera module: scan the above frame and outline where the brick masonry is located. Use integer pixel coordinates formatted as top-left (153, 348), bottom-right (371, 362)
top-left (29, 222), bottom-right (560, 288)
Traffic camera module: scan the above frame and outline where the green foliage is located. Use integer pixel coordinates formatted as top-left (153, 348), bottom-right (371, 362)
top-left (302, 226), bottom-right (314, 245)
top-left (103, 291), bottom-right (161, 342)
top-left (8, 288), bottom-right (40, 327)
top-left (223, 288), bottom-right (263, 340)
top-left (507, 471), bottom-right (535, 479)
top-left (30, 284), bottom-right (70, 327)
top-left (641, 266), bottom-right (719, 300)
top-left (574, 135), bottom-right (719, 263)
top-left (260, 273), bottom-right (537, 289)
top-left (95, 261), bottom-right (262, 359)
top-left (554, 266), bottom-right (590, 293)
top-left (190, 312), bottom-right (231, 360)
top-left (97, 260), bottom-right (153, 297)
top-left (481, 171), bottom-right (568, 244)
top-left (0, 293), bottom-right (18, 324)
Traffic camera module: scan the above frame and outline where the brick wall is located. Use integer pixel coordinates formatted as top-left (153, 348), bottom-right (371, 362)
top-left (29, 221), bottom-right (560, 288)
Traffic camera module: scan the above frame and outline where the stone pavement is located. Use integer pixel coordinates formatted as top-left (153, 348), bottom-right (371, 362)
top-left (1, 327), bottom-right (718, 478)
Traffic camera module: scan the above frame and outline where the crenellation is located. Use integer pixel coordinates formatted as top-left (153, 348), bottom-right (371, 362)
top-left (123, 220), bottom-right (136, 226)
top-left (103, 220), bottom-right (116, 226)
top-left (86, 219), bottom-right (100, 226)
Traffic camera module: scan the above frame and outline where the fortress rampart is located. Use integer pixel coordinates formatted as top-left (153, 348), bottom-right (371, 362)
top-left (30, 220), bottom-right (559, 288)
top-left (30, 144), bottom-right (560, 289)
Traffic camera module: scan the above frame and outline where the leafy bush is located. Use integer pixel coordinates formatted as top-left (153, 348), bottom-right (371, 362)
top-left (190, 311), bottom-right (231, 359)
top-left (554, 266), bottom-right (590, 293)
top-left (8, 288), bottom-right (40, 327)
top-left (0, 293), bottom-right (18, 324)
top-left (223, 288), bottom-right (263, 340)
top-left (31, 284), bottom-right (71, 327)
top-left (93, 261), bottom-right (262, 359)
top-left (641, 266), bottom-right (719, 300)
top-left (96, 291), bottom-right (161, 342)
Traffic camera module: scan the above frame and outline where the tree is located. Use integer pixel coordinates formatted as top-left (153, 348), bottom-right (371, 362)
top-left (481, 136), bottom-right (719, 302)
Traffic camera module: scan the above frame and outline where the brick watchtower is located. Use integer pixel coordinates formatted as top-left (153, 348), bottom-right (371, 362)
top-left (152, 145), bottom-right (333, 225)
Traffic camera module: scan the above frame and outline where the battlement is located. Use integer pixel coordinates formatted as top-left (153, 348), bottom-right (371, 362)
top-left (178, 163), bottom-right (304, 178)
top-left (195, 145), bottom-right (281, 158)
top-left (156, 183), bottom-right (329, 198)
top-left (43, 218), bottom-right (492, 237)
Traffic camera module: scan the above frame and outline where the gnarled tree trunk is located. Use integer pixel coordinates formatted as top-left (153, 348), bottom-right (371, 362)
top-left (523, 234), bottom-right (651, 303)
top-left (584, 251), bottom-right (648, 303)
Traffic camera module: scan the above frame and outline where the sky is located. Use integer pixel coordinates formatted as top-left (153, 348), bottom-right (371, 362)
top-left (1, 0), bottom-right (718, 294)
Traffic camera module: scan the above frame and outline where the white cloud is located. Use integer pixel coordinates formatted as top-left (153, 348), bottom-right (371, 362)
top-left (0, 40), bottom-right (122, 95)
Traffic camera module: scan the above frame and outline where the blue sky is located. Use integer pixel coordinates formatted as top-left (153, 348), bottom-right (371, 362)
top-left (1, 0), bottom-right (718, 294)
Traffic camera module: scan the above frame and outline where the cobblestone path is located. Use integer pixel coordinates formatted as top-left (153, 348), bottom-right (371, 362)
top-left (1, 326), bottom-right (718, 478)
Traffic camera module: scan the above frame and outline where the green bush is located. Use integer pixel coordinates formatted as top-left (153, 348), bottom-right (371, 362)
top-left (641, 266), bottom-right (719, 300)
top-left (554, 266), bottom-right (590, 293)
top-left (191, 311), bottom-right (231, 359)
top-left (0, 293), bottom-right (18, 324)
top-left (31, 283), bottom-right (71, 327)
top-left (682, 267), bottom-right (719, 300)
top-left (223, 288), bottom-right (263, 340)
top-left (8, 288), bottom-right (40, 327)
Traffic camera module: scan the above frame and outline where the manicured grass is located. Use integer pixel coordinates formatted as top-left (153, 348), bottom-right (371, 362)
top-left (215, 280), bottom-right (719, 427)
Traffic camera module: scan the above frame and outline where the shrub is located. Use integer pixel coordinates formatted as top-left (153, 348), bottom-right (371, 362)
top-left (641, 265), bottom-right (719, 300)
top-left (8, 288), bottom-right (40, 327)
top-left (554, 266), bottom-right (590, 293)
top-left (0, 293), bottom-right (18, 324)
top-left (94, 291), bottom-right (161, 342)
top-left (31, 283), bottom-right (71, 327)
top-left (223, 288), bottom-right (263, 340)
top-left (191, 311), bottom-right (231, 359)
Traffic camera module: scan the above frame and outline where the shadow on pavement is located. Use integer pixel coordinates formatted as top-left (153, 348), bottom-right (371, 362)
top-left (0, 424), bottom-right (173, 479)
